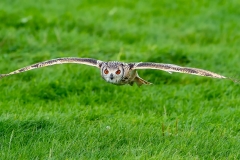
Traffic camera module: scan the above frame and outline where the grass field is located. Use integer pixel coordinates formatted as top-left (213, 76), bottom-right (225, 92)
top-left (0, 0), bottom-right (240, 159)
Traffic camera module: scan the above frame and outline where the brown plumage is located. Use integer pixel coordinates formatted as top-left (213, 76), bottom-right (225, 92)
top-left (0, 57), bottom-right (238, 86)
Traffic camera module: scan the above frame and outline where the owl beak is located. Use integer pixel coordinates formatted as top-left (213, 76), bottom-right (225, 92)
top-left (110, 73), bottom-right (114, 80)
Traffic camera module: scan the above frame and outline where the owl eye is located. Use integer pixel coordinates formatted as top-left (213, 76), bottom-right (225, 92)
top-left (115, 70), bottom-right (121, 75)
top-left (104, 69), bottom-right (109, 74)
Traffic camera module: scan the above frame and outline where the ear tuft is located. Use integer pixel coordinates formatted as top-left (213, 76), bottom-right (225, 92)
top-left (98, 61), bottom-right (103, 68)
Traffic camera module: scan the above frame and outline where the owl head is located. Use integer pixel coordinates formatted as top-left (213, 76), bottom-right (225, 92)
top-left (100, 61), bottom-right (124, 84)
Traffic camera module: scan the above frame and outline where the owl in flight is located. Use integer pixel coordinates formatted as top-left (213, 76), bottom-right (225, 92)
top-left (0, 57), bottom-right (236, 86)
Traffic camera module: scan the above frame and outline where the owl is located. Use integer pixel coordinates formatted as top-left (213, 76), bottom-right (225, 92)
top-left (0, 57), bottom-right (237, 86)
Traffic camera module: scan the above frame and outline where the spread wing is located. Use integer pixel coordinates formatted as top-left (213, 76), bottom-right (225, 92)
top-left (132, 62), bottom-right (227, 79)
top-left (0, 57), bottom-right (103, 79)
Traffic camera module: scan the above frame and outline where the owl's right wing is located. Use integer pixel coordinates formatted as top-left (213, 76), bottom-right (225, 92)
top-left (0, 57), bottom-right (103, 79)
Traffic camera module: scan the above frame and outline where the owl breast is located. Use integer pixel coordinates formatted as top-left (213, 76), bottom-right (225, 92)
top-left (118, 69), bottom-right (137, 85)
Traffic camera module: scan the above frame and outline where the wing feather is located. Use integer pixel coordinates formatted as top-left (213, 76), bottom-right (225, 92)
top-left (0, 57), bottom-right (102, 78)
top-left (133, 62), bottom-right (226, 79)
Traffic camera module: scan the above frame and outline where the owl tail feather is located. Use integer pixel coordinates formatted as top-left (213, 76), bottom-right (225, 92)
top-left (134, 76), bottom-right (152, 86)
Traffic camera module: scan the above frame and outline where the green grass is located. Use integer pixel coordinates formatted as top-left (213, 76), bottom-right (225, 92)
top-left (1, 0), bottom-right (240, 159)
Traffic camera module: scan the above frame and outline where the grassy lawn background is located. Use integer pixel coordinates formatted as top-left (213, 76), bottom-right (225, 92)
top-left (0, 0), bottom-right (240, 159)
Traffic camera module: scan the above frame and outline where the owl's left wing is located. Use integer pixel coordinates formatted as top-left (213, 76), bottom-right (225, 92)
top-left (132, 62), bottom-right (227, 79)
top-left (0, 57), bottom-right (103, 79)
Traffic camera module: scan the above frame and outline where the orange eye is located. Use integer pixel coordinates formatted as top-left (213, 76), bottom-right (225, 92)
top-left (116, 70), bottom-right (121, 75)
top-left (104, 69), bottom-right (109, 74)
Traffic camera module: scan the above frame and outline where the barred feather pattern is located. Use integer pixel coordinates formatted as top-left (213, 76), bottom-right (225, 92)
top-left (0, 58), bottom-right (100, 78)
top-left (0, 57), bottom-right (238, 86)
top-left (133, 62), bottom-right (226, 79)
